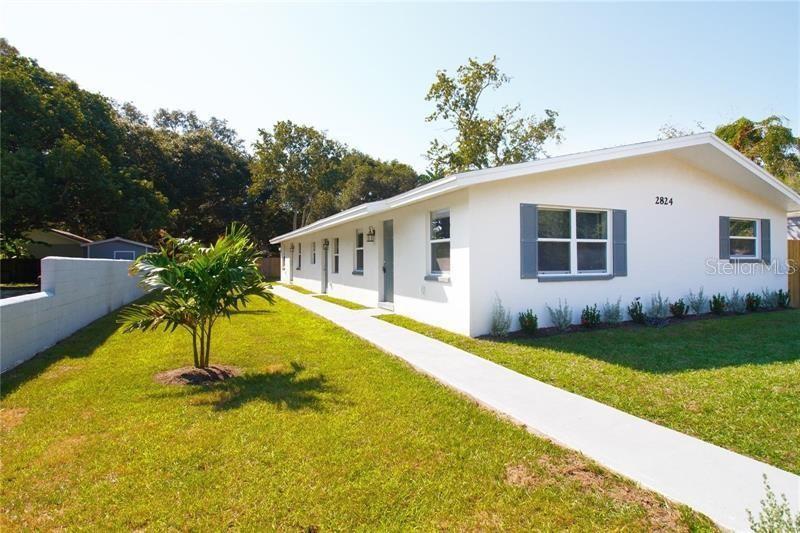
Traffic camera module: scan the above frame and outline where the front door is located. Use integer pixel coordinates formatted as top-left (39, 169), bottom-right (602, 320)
top-left (383, 220), bottom-right (394, 302)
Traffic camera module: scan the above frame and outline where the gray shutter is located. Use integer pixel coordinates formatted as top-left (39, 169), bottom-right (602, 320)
top-left (520, 204), bottom-right (538, 279)
top-left (719, 216), bottom-right (730, 260)
top-left (612, 210), bottom-right (627, 277)
top-left (761, 219), bottom-right (771, 263)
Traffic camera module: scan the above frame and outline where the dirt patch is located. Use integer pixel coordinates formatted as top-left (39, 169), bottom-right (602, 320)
top-left (44, 365), bottom-right (78, 379)
top-left (506, 453), bottom-right (684, 531)
top-left (154, 365), bottom-right (242, 386)
top-left (0, 407), bottom-right (28, 432)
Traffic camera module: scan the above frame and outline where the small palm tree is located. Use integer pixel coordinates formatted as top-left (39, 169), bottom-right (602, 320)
top-left (120, 224), bottom-right (273, 369)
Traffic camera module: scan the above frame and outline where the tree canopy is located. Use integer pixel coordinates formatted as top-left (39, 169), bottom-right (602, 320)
top-left (424, 56), bottom-right (562, 175)
top-left (1, 40), bottom-right (422, 249)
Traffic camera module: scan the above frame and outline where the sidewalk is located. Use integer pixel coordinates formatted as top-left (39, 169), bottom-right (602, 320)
top-left (273, 285), bottom-right (799, 531)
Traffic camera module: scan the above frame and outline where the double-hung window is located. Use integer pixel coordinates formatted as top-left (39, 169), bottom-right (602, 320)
top-left (333, 238), bottom-right (340, 273)
top-left (311, 242), bottom-right (316, 264)
top-left (296, 243), bottom-right (302, 270)
top-left (538, 207), bottom-right (609, 276)
top-left (729, 218), bottom-right (758, 258)
top-left (354, 230), bottom-right (364, 273)
top-left (429, 209), bottom-right (451, 274)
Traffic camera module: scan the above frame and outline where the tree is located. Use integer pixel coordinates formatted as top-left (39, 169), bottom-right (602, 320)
top-left (250, 121), bottom-right (346, 230)
top-left (336, 151), bottom-right (419, 210)
top-left (715, 116), bottom-right (800, 190)
top-left (0, 39), bottom-right (169, 240)
top-left (658, 121), bottom-right (705, 139)
top-left (120, 224), bottom-right (273, 369)
top-left (425, 56), bottom-right (562, 175)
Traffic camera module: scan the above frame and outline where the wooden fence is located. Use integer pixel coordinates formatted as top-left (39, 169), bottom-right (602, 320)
top-left (789, 240), bottom-right (800, 308)
top-left (258, 257), bottom-right (281, 280)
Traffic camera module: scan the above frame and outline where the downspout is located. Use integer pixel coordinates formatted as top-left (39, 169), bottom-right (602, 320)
top-left (288, 243), bottom-right (294, 283)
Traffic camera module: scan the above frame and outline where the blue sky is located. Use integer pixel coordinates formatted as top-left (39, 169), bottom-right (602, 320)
top-left (2, 1), bottom-right (797, 172)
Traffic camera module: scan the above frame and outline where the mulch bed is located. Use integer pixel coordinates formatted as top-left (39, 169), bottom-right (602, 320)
top-left (154, 365), bottom-right (242, 386)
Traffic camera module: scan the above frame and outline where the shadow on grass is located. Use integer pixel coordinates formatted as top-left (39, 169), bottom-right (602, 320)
top-left (1, 304), bottom-right (129, 398)
top-left (154, 361), bottom-right (335, 411)
top-left (508, 310), bottom-right (800, 374)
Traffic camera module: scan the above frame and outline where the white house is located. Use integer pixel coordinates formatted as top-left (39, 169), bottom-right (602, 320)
top-left (270, 133), bottom-right (800, 336)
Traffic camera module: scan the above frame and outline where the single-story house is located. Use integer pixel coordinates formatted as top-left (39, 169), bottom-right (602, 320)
top-left (83, 237), bottom-right (154, 260)
top-left (270, 133), bottom-right (800, 336)
top-left (23, 228), bottom-right (93, 259)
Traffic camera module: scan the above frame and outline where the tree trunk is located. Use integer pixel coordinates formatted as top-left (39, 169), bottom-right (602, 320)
top-left (191, 328), bottom-right (199, 368)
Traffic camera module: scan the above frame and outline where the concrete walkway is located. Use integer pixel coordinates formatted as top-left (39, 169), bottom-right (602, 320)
top-left (273, 286), bottom-right (799, 531)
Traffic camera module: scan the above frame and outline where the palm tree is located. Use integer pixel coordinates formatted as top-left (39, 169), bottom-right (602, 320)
top-left (120, 224), bottom-right (273, 368)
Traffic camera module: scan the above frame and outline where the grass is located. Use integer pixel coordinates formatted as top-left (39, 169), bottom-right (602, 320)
top-left (379, 311), bottom-right (800, 474)
top-left (314, 294), bottom-right (369, 310)
top-left (278, 283), bottom-right (315, 294)
top-left (0, 283), bottom-right (38, 289)
top-left (0, 297), bottom-right (714, 530)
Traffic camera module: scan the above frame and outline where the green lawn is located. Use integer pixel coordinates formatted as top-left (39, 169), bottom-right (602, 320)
top-left (279, 283), bottom-right (315, 294)
top-left (379, 311), bottom-right (800, 474)
top-left (0, 297), bottom-right (713, 530)
top-left (314, 294), bottom-right (370, 310)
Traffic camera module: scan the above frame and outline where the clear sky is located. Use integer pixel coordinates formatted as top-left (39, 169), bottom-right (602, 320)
top-left (2, 1), bottom-right (798, 172)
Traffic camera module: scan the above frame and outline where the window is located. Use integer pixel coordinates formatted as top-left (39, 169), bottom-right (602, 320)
top-left (333, 238), bottom-right (339, 273)
top-left (354, 230), bottom-right (364, 272)
top-left (429, 209), bottom-right (451, 274)
top-left (296, 243), bottom-right (302, 270)
top-left (729, 218), bottom-right (758, 258)
top-left (311, 242), bottom-right (316, 264)
top-left (538, 207), bottom-right (609, 275)
top-left (113, 250), bottom-right (135, 260)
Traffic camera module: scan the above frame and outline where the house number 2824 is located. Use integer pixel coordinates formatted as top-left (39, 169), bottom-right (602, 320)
top-left (654, 196), bottom-right (674, 206)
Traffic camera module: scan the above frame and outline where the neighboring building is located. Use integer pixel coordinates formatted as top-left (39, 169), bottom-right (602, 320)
top-left (23, 228), bottom-right (92, 259)
top-left (270, 133), bottom-right (800, 336)
top-left (83, 237), bottom-right (154, 260)
top-left (789, 214), bottom-right (800, 240)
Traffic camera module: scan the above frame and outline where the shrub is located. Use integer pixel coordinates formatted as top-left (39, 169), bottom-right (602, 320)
top-left (728, 289), bottom-right (746, 314)
top-left (490, 294), bottom-right (512, 336)
top-left (580, 304), bottom-right (601, 328)
top-left (761, 288), bottom-right (779, 309)
top-left (546, 299), bottom-right (572, 331)
top-left (710, 293), bottom-right (727, 315)
top-left (777, 289), bottom-right (791, 309)
top-left (518, 309), bottom-right (538, 335)
top-left (687, 288), bottom-right (707, 315)
top-left (600, 298), bottom-right (622, 324)
top-left (747, 475), bottom-right (800, 533)
top-left (647, 291), bottom-right (670, 319)
top-left (669, 298), bottom-right (688, 318)
top-left (627, 297), bottom-right (646, 324)
top-left (745, 292), bottom-right (762, 312)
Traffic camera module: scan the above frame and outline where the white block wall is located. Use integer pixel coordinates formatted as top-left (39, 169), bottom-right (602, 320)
top-left (0, 257), bottom-right (145, 373)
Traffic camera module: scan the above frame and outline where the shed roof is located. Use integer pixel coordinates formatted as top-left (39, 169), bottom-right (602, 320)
top-left (82, 237), bottom-right (154, 249)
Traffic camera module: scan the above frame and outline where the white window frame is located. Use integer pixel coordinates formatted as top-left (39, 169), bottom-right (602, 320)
top-left (296, 242), bottom-right (302, 270)
top-left (428, 208), bottom-right (451, 275)
top-left (113, 250), bottom-right (135, 260)
top-left (354, 229), bottom-right (364, 273)
top-left (729, 217), bottom-right (759, 259)
top-left (311, 241), bottom-right (316, 265)
top-left (333, 238), bottom-right (340, 274)
top-left (538, 206), bottom-right (611, 276)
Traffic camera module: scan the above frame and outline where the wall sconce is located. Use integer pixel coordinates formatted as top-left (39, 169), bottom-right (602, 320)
top-left (289, 244), bottom-right (295, 252)
top-left (366, 226), bottom-right (376, 242)
top-left (322, 238), bottom-right (330, 249)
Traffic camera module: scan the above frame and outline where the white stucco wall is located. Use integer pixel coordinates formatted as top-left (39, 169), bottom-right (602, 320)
top-left (468, 153), bottom-right (789, 334)
top-left (280, 190), bottom-right (472, 334)
top-left (0, 257), bottom-right (145, 373)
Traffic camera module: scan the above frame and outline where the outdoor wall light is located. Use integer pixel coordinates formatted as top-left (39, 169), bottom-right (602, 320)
top-left (366, 226), bottom-right (376, 242)
top-left (289, 244), bottom-right (295, 252)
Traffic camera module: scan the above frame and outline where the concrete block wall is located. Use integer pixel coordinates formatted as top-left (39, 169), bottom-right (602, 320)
top-left (0, 257), bottom-right (145, 373)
